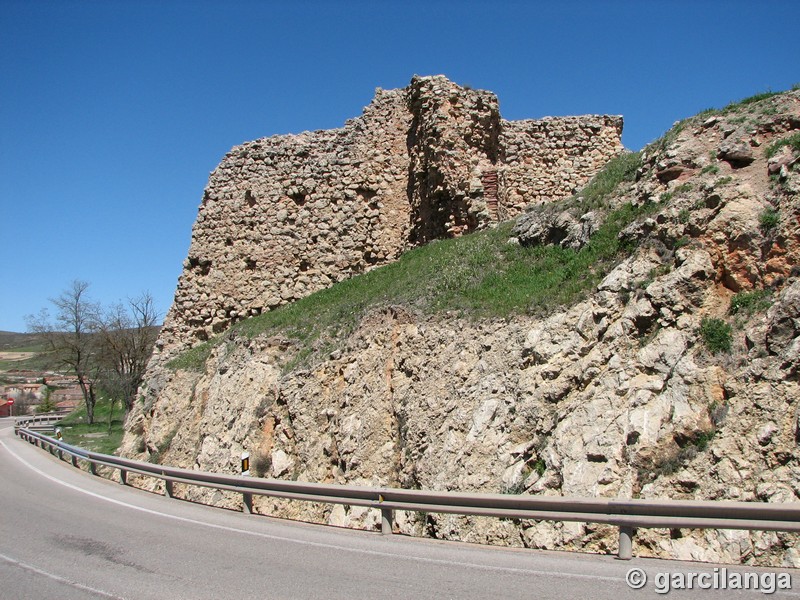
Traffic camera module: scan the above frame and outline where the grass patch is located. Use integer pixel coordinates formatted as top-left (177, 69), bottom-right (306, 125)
top-left (764, 132), bottom-right (800, 160)
top-left (0, 332), bottom-right (46, 351)
top-left (729, 290), bottom-right (772, 315)
top-left (699, 317), bottom-right (732, 354)
top-left (247, 200), bottom-right (648, 353)
top-left (166, 341), bottom-right (214, 372)
top-left (692, 429), bottom-right (716, 452)
top-left (759, 207), bottom-right (780, 233)
top-left (673, 237), bottom-right (690, 250)
top-left (700, 164), bottom-right (719, 175)
top-left (645, 120), bottom-right (692, 156)
top-left (725, 90), bottom-right (781, 110)
top-left (573, 151), bottom-right (642, 209)
top-left (56, 397), bottom-right (125, 455)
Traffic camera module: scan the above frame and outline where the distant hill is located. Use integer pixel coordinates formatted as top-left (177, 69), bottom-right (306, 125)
top-left (0, 331), bottom-right (46, 352)
top-left (0, 327), bottom-right (160, 352)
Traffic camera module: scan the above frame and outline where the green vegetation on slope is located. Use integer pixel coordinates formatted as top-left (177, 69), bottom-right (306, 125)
top-left (0, 351), bottom-right (59, 373)
top-left (765, 132), bottom-right (800, 159)
top-left (572, 151), bottom-right (643, 209)
top-left (0, 331), bottom-right (45, 351)
top-left (729, 289), bottom-right (773, 315)
top-left (56, 396), bottom-right (125, 455)
top-left (0, 333), bottom-right (58, 372)
top-left (170, 151), bottom-right (648, 372)
top-left (699, 317), bottom-right (733, 355)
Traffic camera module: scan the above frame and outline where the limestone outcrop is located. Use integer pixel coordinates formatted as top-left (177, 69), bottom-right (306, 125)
top-left (122, 85), bottom-right (800, 566)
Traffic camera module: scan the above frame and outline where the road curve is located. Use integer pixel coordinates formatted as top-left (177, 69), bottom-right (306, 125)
top-left (0, 419), bottom-right (795, 599)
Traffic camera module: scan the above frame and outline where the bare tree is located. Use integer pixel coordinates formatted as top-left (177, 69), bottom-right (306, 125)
top-left (26, 280), bottom-right (101, 423)
top-left (13, 391), bottom-right (36, 416)
top-left (96, 292), bottom-right (159, 417)
top-left (27, 282), bottom-right (159, 424)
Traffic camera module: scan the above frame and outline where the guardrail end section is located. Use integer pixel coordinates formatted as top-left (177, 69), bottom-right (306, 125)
top-left (617, 526), bottom-right (634, 560)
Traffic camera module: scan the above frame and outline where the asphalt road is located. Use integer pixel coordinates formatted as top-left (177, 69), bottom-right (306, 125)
top-left (1, 418), bottom-right (797, 599)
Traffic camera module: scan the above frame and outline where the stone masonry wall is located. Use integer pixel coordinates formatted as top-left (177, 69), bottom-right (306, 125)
top-left (499, 116), bottom-right (625, 217)
top-left (156, 76), bottom-right (623, 355)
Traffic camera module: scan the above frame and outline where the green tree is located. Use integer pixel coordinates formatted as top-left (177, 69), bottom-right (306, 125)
top-left (37, 385), bottom-right (57, 413)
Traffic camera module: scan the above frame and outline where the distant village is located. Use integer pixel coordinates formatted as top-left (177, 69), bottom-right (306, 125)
top-left (0, 369), bottom-right (82, 417)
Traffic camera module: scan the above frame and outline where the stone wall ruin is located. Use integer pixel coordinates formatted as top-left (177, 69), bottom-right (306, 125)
top-left (157, 75), bottom-right (623, 355)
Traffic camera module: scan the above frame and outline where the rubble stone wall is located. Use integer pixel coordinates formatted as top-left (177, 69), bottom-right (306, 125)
top-left (499, 116), bottom-right (625, 217)
top-left (157, 76), bottom-right (623, 354)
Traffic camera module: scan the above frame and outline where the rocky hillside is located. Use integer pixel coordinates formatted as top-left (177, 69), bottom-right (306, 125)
top-left (121, 87), bottom-right (800, 566)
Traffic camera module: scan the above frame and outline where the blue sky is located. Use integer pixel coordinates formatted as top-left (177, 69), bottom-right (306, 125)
top-left (1, 0), bottom-right (798, 333)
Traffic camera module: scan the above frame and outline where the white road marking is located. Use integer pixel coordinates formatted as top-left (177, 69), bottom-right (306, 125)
top-left (0, 551), bottom-right (127, 599)
top-left (7, 436), bottom-right (798, 598)
top-left (1, 438), bottom-right (623, 584)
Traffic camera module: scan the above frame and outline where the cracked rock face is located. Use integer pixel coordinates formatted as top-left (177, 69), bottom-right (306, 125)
top-left (122, 89), bottom-right (800, 566)
top-left (513, 209), bottom-right (602, 250)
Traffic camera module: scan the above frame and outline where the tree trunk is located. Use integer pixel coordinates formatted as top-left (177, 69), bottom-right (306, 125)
top-left (77, 375), bottom-right (95, 424)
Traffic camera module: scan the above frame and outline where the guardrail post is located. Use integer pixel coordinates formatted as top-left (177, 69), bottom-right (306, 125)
top-left (243, 493), bottom-right (253, 514)
top-left (617, 526), bottom-right (634, 560)
top-left (119, 469), bottom-right (127, 485)
top-left (164, 479), bottom-right (174, 498)
top-left (71, 455), bottom-right (79, 468)
top-left (381, 508), bottom-right (393, 535)
top-left (89, 461), bottom-right (97, 476)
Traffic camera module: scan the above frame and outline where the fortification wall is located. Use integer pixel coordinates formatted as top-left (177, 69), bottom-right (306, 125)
top-left (499, 116), bottom-right (624, 216)
top-left (156, 76), bottom-right (623, 355)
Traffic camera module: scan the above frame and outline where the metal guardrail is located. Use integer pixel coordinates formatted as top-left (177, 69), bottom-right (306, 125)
top-left (15, 427), bottom-right (800, 560)
top-left (13, 412), bottom-right (68, 433)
